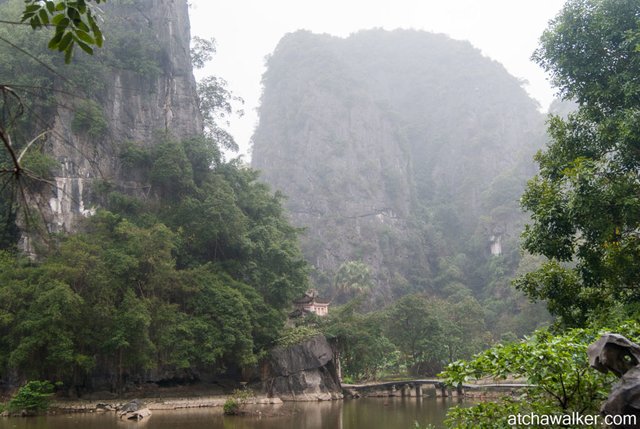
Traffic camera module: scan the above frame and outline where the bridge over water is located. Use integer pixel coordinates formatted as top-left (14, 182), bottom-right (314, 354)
top-left (342, 379), bottom-right (531, 398)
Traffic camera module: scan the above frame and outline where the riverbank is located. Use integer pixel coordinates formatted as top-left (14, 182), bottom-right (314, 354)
top-left (48, 394), bottom-right (283, 414)
top-left (10, 377), bottom-right (525, 416)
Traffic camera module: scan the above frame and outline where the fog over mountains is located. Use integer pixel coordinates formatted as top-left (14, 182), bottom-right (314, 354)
top-left (252, 30), bottom-right (548, 329)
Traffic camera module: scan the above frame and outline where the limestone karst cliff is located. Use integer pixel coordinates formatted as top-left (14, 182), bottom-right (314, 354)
top-left (252, 29), bottom-right (547, 302)
top-left (25, 0), bottom-right (203, 236)
top-left (0, 0), bottom-right (316, 391)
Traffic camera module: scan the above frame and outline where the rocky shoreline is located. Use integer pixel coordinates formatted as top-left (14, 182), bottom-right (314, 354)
top-left (48, 395), bottom-right (284, 414)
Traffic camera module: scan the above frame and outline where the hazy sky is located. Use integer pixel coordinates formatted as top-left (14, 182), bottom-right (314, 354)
top-left (188, 0), bottom-right (567, 159)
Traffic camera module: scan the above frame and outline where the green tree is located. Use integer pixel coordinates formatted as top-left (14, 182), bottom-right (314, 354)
top-left (433, 294), bottom-right (489, 364)
top-left (8, 380), bottom-right (56, 414)
top-left (381, 293), bottom-right (489, 376)
top-left (518, 0), bottom-right (640, 326)
top-left (191, 36), bottom-right (243, 153)
top-left (0, 0), bottom-right (312, 391)
top-left (331, 260), bottom-right (372, 303)
top-left (386, 294), bottom-right (445, 376)
top-left (0, 251), bottom-right (89, 382)
top-left (321, 307), bottom-right (398, 381)
top-left (441, 323), bottom-right (640, 428)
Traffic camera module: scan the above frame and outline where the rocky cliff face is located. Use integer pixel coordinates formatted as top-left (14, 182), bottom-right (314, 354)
top-left (252, 30), bottom-right (547, 299)
top-left (253, 43), bottom-right (413, 298)
top-left (36, 0), bottom-right (202, 235)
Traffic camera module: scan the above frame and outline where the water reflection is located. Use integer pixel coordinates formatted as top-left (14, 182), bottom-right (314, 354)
top-left (0, 397), bottom-right (460, 429)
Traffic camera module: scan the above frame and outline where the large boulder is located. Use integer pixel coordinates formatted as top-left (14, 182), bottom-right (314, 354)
top-left (117, 399), bottom-right (151, 421)
top-left (263, 335), bottom-right (342, 401)
top-left (588, 333), bottom-right (640, 377)
top-left (589, 334), bottom-right (640, 428)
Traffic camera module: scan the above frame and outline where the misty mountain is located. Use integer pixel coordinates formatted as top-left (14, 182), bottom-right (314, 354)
top-left (252, 29), bottom-right (548, 327)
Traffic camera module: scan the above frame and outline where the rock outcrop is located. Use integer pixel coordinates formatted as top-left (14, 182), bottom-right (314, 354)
top-left (118, 399), bottom-right (152, 421)
top-left (251, 29), bottom-right (546, 301)
top-left (263, 335), bottom-right (342, 401)
top-left (588, 333), bottom-right (640, 428)
top-left (28, 0), bottom-right (202, 239)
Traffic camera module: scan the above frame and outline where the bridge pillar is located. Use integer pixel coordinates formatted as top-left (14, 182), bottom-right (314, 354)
top-left (416, 385), bottom-right (422, 397)
top-left (435, 383), bottom-right (448, 397)
top-left (422, 384), bottom-right (436, 397)
top-left (402, 384), bottom-right (412, 397)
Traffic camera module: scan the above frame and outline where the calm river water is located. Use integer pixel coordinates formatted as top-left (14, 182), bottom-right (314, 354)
top-left (0, 397), bottom-right (461, 429)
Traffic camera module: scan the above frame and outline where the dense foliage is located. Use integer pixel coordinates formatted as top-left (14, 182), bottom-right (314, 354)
top-left (442, 0), bottom-right (640, 427)
top-left (297, 287), bottom-right (490, 380)
top-left (0, 0), bottom-right (309, 391)
top-left (7, 380), bottom-right (56, 414)
top-left (0, 135), bottom-right (308, 389)
top-left (518, 0), bottom-right (640, 326)
top-left (442, 322), bottom-right (640, 428)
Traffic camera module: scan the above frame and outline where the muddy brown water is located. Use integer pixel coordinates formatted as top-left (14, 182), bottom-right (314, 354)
top-left (0, 397), bottom-right (461, 429)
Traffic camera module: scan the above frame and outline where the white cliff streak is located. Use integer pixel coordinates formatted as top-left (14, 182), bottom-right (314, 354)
top-left (40, 0), bottom-right (201, 234)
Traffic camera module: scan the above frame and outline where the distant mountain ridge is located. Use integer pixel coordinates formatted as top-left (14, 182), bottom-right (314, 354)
top-left (252, 29), bottom-right (547, 306)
